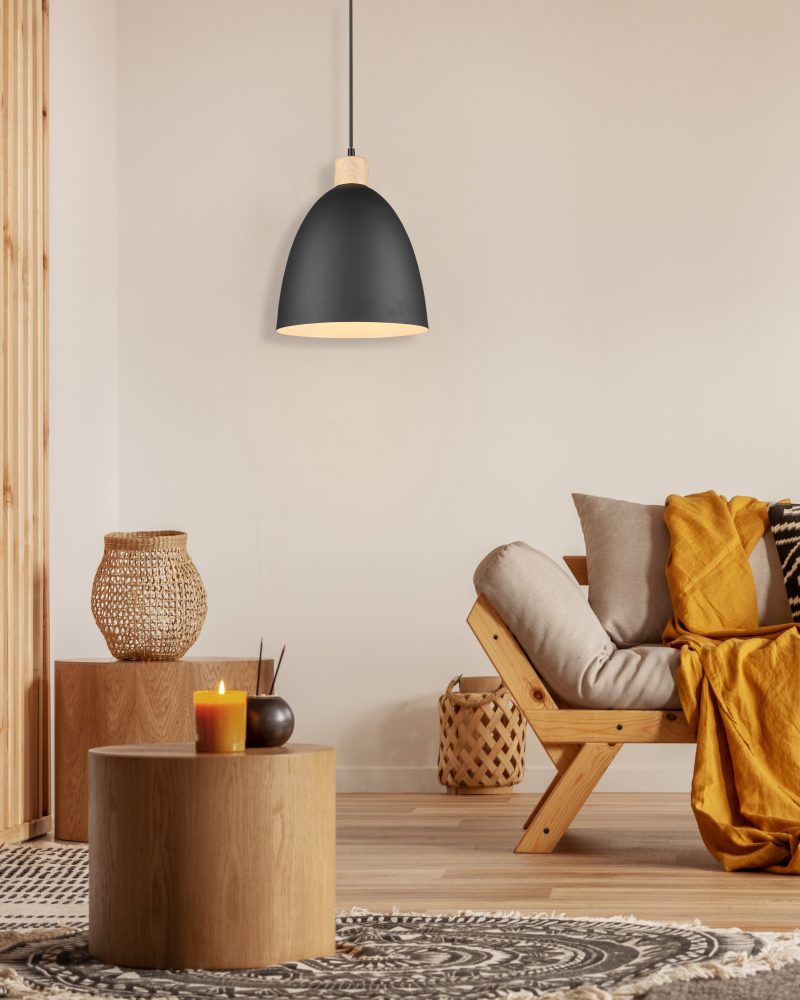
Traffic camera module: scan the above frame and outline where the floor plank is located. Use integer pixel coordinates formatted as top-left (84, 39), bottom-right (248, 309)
top-left (336, 793), bottom-right (800, 931)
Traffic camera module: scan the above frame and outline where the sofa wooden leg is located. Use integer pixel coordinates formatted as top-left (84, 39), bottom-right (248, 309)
top-left (515, 743), bottom-right (620, 854)
top-left (542, 742), bottom-right (582, 775)
top-left (522, 742), bottom-right (585, 829)
top-left (522, 768), bottom-right (563, 831)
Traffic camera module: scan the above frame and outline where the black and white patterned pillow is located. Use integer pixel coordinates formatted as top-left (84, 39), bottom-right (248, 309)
top-left (768, 503), bottom-right (800, 623)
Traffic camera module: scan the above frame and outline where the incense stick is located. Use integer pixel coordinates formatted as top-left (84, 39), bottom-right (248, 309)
top-left (269, 644), bottom-right (286, 696)
top-left (256, 637), bottom-right (263, 695)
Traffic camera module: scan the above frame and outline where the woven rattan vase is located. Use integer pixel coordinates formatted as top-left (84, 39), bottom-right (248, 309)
top-left (91, 531), bottom-right (208, 661)
top-left (437, 676), bottom-right (526, 794)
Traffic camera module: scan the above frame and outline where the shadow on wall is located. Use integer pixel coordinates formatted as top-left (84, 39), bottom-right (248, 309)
top-left (336, 694), bottom-right (440, 771)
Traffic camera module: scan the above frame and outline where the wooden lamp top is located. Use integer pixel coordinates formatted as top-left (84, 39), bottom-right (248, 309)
top-left (334, 155), bottom-right (368, 186)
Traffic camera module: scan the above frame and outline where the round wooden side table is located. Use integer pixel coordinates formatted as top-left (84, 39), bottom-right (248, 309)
top-left (88, 742), bottom-right (335, 970)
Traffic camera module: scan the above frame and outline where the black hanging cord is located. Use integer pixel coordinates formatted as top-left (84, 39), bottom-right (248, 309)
top-left (347, 0), bottom-right (355, 156)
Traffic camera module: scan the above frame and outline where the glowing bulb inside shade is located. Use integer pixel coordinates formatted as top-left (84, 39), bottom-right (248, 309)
top-left (218, 679), bottom-right (225, 695)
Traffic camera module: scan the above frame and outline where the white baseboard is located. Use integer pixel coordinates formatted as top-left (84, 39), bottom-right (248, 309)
top-left (336, 765), bottom-right (692, 794)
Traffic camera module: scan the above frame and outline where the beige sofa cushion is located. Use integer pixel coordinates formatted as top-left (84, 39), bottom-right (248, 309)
top-left (573, 493), bottom-right (791, 646)
top-left (474, 542), bottom-right (681, 710)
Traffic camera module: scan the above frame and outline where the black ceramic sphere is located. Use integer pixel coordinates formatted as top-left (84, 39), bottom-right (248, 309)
top-left (246, 695), bottom-right (294, 748)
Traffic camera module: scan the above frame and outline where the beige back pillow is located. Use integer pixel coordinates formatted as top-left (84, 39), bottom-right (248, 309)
top-left (572, 493), bottom-right (791, 646)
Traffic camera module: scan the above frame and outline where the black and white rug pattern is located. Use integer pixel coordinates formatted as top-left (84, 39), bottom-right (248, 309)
top-left (0, 844), bottom-right (795, 1000)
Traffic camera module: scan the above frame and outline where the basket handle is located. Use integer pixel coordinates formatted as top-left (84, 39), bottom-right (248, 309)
top-left (443, 675), bottom-right (509, 707)
top-left (444, 675), bottom-right (463, 698)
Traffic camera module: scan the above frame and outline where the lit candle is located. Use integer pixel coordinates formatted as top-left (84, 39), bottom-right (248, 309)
top-left (193, 680), bottom-right (247, 753)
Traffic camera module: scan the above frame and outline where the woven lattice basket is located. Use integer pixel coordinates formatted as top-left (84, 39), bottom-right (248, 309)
top-left (91, 531), bottom-right (208, 661)
top-left (437, 676), bottom-right (526, 793)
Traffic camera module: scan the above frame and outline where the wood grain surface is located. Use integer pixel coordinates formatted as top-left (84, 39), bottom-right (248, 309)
top-left (22, 792), bottom-right (800, 932)
top-left (55, 658), bottom-right (272, 842)
top-left (515, 742), bottom-right (621, 853)
top-left (529, 710), bottom-right (694, 744)
top-left (334, 155), bottom-right (368, 186)
top-left (334, 793), bottom-right (799, 931)
top-left (88, 742), bottom-right (336, 969)
top-left (1, 0), bottom-right (50, 844)
top-left (563, 555), bottom-right (588, 586)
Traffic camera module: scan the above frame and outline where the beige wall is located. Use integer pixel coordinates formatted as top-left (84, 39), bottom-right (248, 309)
top-left (50, 0), bottom-right (119, 663)
top-left (56, 1), bottom-right (800, 790)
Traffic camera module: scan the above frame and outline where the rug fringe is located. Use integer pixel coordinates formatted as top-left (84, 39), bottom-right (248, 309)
top-left (335, 911), bottom-right (800, 1000)
top-left (338, 906), bottom-right (722, 932)
top-left (1, 963), bottom-right (87, 1000)
top-left (1, 929), bottom-right (89, 1000)
top-left (3, 916), bottom-right (800, 1000)
top-left (0, 927), bottom-right (77, 950)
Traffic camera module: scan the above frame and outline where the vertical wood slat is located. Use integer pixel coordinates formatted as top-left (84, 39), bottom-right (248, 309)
top-left (0, 0), bottom-right (49, 844)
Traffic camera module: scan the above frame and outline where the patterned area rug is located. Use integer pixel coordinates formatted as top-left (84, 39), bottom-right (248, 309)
top-left (1, 844), bottom-right (800, 1000)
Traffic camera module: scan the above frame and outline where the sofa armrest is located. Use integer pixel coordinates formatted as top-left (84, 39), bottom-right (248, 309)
top-left (474, 542), bottom-right (680, 710)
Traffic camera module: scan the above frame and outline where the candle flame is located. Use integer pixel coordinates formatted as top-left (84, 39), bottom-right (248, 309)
top-left (218, 679), bottom-right (225, 695)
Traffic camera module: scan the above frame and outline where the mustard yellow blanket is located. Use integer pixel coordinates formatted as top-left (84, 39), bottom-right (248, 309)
top-left (664, 491), bottom-right (800, 873)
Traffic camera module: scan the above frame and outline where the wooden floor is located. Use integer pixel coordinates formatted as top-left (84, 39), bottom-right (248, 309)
top-left (14, 792), bottom-right (798, 932)
top-left (336, 793), bottom-right (800, 931)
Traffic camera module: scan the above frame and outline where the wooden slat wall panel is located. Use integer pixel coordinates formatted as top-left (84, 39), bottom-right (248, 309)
top-left (0, 0), bottom-right (49, 843)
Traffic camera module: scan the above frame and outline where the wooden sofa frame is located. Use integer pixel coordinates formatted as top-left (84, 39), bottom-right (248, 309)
top-left (467, 555), bottom-right (694, 854)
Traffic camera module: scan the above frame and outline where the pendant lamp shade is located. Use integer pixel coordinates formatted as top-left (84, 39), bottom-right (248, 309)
top-left (277, 182), bottom-right (428, 339)
top-left (276, 0), bottom-right (427, 339)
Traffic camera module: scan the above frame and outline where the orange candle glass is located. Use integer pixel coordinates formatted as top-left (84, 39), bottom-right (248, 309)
top-left (193, 680), bottom-right (247, 753)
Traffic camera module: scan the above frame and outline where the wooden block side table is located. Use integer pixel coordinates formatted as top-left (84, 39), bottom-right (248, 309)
top-left (55, 657), bottom-right (273, 842)
top-left (89, 742), bottom-right (336, 970)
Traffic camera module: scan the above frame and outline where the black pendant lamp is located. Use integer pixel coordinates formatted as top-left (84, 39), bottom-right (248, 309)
top-left (277, 0), bottom-right (428, 339)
